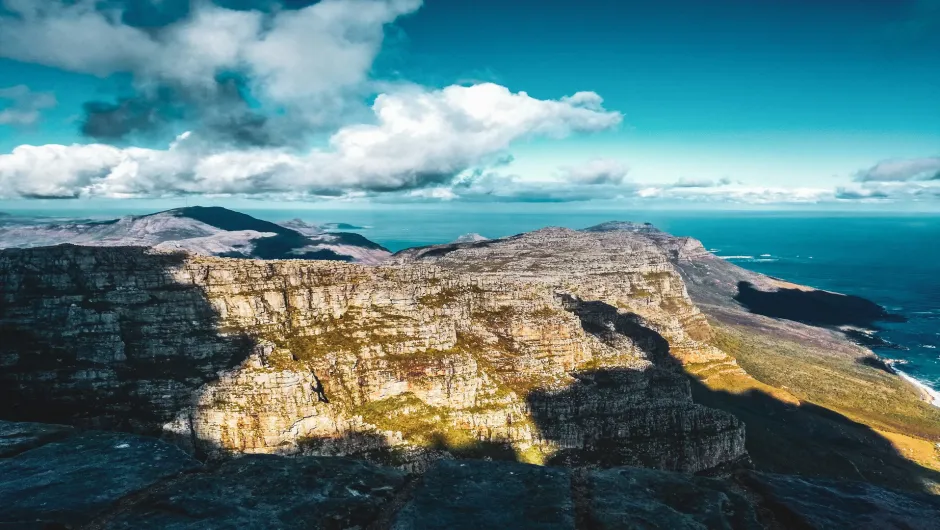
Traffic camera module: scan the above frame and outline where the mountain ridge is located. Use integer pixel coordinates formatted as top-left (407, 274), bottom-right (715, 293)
top-left (0, 206), bottom-right (390, 264)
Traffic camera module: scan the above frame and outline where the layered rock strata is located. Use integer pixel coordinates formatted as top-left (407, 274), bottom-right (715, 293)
top-left (0, 233), bottom-right (744, 470)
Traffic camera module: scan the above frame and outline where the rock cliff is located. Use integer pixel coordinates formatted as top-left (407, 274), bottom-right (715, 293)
top-left (0, 225), bottom-right (746, 471)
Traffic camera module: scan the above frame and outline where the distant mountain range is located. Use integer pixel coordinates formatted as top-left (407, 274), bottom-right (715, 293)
top-left (0, 206), bottom-right (390, 264)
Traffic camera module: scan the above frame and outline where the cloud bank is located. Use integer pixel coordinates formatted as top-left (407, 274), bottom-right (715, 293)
top-left (0, 1), bottom-right (936, 207)
top-left (0, 84), bottom-right (621, 198)
top-left (0, 0), bottom-right (422, 143)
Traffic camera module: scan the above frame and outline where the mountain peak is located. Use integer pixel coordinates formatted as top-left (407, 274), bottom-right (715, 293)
top-left (582, 221), bottom-right (663, 234)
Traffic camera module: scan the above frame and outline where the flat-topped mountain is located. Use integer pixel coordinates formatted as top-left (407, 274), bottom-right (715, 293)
top-left (1, 220), bottom-right (938, 504)
top-left (0, 206), bottom-right (390, 264)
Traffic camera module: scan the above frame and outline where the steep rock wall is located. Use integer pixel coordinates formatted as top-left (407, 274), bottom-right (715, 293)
top-left (0, 241), bottom-right (745, 471)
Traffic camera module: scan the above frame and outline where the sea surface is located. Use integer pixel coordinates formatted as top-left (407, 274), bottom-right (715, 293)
top-left (4, 205), bottom-right (939, 394)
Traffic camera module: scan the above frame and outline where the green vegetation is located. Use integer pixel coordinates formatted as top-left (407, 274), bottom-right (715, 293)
top-left (355, 393), bottom-right (517, 460)
top-left (697, 322), bottom-right (940, 493)
top-left (710, 325), bottom-right (940, 440)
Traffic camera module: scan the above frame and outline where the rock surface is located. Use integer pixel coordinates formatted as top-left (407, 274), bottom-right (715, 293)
top-left (0, 420), bottom-right (73, 457)
top-left (0, 227), bottom-right (746, 471)
top-left (0, 428), bottom-right (200, 527)
top-left (392, 460), bottom-right (574, 530)
top-left (99, 455), bottom-right (406, 530)
top-left (2, 420), bottom-right (937, 530)
top-left (740, 472), bottom-right (940, 530)
top-left (586, 467), bottom-right (761, 529)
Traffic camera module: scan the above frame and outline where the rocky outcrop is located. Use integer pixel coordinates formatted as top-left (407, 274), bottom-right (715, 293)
top-left (0, 206), bottom-right (391, 264)
top-left (0, 230), bottom-right (745, 471)
top-left (2, 420), bottom-right (936, 530)
top-left (0, 423), bottom-right (200, 528)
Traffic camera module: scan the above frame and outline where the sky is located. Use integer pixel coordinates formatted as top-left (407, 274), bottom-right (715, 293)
top-left (0, 0), bottom-right (938, 210)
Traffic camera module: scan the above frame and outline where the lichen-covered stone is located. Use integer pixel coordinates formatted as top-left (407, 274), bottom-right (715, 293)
top-left (586, 467), bottom-right (762, 529)
top-left (391, 459), bottom-right (575, 530)
top-left (740, 472), bottom-right (940, 530)
top-left (0, 420), bottom-right (73, 458)
top-left (0, 430), bottom-right (200, 528)
top-left (100, 455), bottom-right (407, 530)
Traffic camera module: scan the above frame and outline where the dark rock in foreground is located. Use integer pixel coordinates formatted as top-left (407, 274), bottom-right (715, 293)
top-left (0, 429), bottom-right (200, 528)
top-left (0, 420), bottom-right (73, 458)
top-left (1, 420), bottom-right (938, 529)
top-left (587, 467), bottom-right (762, 529)
top-left (102, 455), bottom-right (406, 530)
top-left (741, 472), bottom-right (940, 530)
top-left (392, 460), bottom-right (574, 530)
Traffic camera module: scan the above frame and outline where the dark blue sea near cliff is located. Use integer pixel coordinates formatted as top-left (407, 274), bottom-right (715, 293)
top-left (249, 207), bottom-right (940, 394)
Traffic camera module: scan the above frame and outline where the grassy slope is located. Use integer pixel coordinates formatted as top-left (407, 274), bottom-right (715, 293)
top-left (692, 321), bottom-right (940, 494)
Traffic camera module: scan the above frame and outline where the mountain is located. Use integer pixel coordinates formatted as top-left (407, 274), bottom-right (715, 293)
top-left (0, 206), bottom-right (390, 264)
top-left (1, 221), bottom-right (938, 526)
top-left (454, 232), bottom-right (489, 243)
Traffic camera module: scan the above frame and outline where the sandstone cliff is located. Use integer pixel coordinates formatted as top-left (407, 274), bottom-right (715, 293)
top-left (0, 227), bottom-right (746, 471)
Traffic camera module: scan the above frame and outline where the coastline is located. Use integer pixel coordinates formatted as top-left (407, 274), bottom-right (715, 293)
top-left (896, 369), bottom-right (940, 408)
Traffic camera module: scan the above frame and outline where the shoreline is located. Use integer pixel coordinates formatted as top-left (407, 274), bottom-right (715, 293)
top-left (895, 369), bottom-right (940, 408)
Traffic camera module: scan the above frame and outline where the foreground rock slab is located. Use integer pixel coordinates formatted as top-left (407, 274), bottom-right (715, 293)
top-left (587, 467), bottom-right (762, 529)
top-left (0, 430), bottom-right (200, 528)
top-left (2, 420), bottom-right (939, 529)
top-left (391, 460), bottom-right (575, 530)
top-left (0, 420), bottom-right (74, 458)
top-left (742, 472), bottom-right (940, 530)
top-left (100, 455), bottom-right (407, 530)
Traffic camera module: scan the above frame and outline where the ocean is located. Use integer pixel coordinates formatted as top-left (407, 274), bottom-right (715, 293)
top-left (4, 204), bottom-right (940, 394)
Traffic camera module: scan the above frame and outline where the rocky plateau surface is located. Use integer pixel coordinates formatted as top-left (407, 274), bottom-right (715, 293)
top-left (2, 419), bottom-right (938, 529)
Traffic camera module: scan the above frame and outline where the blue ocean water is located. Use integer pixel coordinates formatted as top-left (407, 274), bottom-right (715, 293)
top-left (4, 205), bottom-right (939, 392)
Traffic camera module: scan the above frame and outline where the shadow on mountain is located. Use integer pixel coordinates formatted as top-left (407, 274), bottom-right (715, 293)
top-left (3, 246), bottom-right (938, 495)
top-left (0, 246), bottom-right (257, 438)
top-left (536, 294), bottom-right (940, 494)
top-left (528, 296), bottom-right (727, 470)
top-left (688, 376), bottom-right (940, 494)
top-left (734, 281), bottom-right (905, 327)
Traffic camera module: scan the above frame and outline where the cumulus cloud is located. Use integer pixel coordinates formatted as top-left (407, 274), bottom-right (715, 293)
top-left (636, 183), bottom-right (832, 204)
top-left (559, 158), bottom-right (629, 185)
top-left (834, 187), bottom-right (890, 200)
top-left (0, 83), bottom-right (621, 198)
top-left (668, 176), bottom-right (732, 188)
top-left (0, 85), bottom-right (57, 126)
top-left (854, 157), bottom-right (940, 182)
top-left (0, 0), bottom-right (421, 142)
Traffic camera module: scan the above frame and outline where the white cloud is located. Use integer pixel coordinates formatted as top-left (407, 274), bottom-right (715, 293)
top-left (559, 158), bottom-right (629, 185)
top-left (669, 177), bottom-right (731, 188)
top-left (0, 83), bottom-right (621, 198)
top-left (636, 184), bottom-right (832, 204)
top-left (854, 157), bottom-right (940, 182)
top-left (0, 0), bottom-right (422, 132)
top-left (0, 85), bottom-right (57, 126)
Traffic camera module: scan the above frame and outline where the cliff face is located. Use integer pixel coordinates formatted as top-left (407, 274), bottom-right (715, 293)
top-left (0, 228), bottom-right (745, 472)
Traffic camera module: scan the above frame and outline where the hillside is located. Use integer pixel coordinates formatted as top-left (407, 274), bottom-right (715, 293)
top-left (1, 221), bottom-right (938, 507)
top-left (0, 206), bottom-right (390, 264)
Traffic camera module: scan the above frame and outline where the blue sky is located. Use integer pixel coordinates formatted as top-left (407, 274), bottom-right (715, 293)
top-left (0, 0), bottom-right (938, 209)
